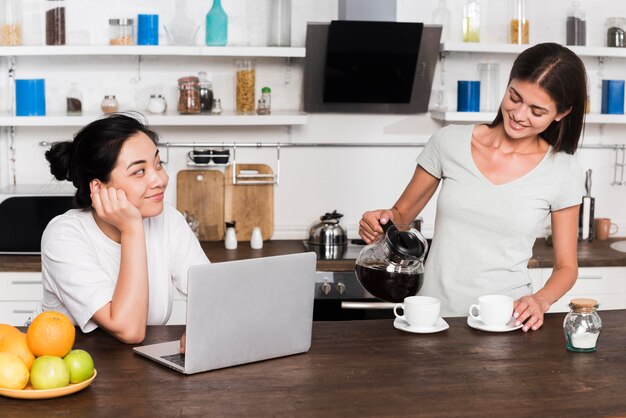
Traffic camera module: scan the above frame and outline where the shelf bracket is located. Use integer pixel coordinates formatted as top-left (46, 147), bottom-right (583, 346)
top-left (7, 56), bottom-right (16, 115)
top-left (284, 57), bottom-right (292, 85)
top-left (612, 145), bottom-right (625, 186)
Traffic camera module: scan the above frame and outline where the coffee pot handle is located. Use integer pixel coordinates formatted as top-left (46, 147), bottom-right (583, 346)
top-left (381, 218), bottom-right (394, 233)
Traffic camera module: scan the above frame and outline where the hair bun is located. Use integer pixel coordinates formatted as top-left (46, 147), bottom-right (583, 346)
top-left (45, 141), bottom-right (75, 182)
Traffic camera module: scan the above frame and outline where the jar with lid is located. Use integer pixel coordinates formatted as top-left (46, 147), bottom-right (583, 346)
top-left (566, 1), bottom-right (586, 46)
top-left (147, 94), bottom-right (167, 114)
top-left (177, 76), bottom-right (201, 114)
top-left (462, 0), bottom-right (480, 43)
top-left (267, 0), bottom-right (291, 46)
top-left (256, 86), bottom-right (271, 115)
top-left (197, 71), bottom-right (214, 114)
top-left (101, 95), bottom-right (119, 114)
top-left (66, 82), bottom-right (82, 116)
top-left (45, 0), bottom-right (66, 45)
top-left (0, 0), bottom-right (22, 46)
top-left (510, 0), bottom-right (529, 44)
top-left (235, 60), bottom-right (255, 114)
top-left (563, 298), bottom-right (602, 352)
top-left (211, 98), bottom-right (223, 115)
top-left (109, 18), bottom-right (134, 45)
top-left (606, 17), bottom-right (626, 48)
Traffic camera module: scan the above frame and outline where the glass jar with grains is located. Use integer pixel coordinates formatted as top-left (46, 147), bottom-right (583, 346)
top-left (509, 0), bottom-right (529, 44)
top-left (235, 60), bottom-right (255, 114)
top-left (178, 76), bottom-right (201, 114)
top-left (0, 0), bottom-right (23, 46)
top-left (109, 18), bottom-right (134, 45)
top-left (45, 0), bottom-right (66, 45)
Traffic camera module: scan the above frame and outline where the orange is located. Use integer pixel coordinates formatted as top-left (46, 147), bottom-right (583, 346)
top-left (26, 311), bottom-right (75, 358)
top-left (0, 324), bottom-right (21, 341)
top-left (0, 332), bottom-right (35, 370)
top-left (0, 352), bottom-right (29, 390)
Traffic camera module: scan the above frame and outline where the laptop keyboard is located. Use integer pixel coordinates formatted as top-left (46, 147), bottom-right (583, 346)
top-left (161, 353), bottom-right (185, 367)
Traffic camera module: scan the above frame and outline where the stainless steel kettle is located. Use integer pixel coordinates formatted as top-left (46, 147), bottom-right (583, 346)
top-left (304, 210), bottom-right (347, 259)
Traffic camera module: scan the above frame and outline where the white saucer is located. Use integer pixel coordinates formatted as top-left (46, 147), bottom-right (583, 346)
top-left (393, 317), bottom-right (449, 334)
top-left (466, 316), bottom-right (523, 332)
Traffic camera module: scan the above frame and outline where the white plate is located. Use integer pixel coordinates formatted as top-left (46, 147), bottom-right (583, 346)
top-left (393, 317), bottom-right (449, 334)
top-left (467, 316), bottom-right (523, 332)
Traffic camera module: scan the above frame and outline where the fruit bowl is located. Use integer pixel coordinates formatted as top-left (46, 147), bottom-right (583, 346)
top-left (0, 369), bottom-right (96, 400)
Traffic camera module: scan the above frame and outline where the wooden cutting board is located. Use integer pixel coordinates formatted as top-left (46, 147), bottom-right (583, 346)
top-left (224, 164), bottom-right (274, 241)
top-left (176, 170), bottom-right (225, 241)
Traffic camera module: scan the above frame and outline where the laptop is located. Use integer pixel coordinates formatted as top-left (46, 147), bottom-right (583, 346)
top-left (133, 252), bottom-right (316, 374)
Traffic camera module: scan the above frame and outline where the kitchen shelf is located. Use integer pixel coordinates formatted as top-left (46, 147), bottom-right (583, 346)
top-left (440, 42), bottom-right (626, 58)
top-left (431, 111), bottom-right (626, 125)
top-left (0, 111), bottom-right (310, 127)
top-left (0, 45), bottom-right (306, 58)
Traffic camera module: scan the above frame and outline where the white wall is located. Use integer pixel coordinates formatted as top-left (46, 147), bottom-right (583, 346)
top-left (2, 0), bottom-right (626, 240)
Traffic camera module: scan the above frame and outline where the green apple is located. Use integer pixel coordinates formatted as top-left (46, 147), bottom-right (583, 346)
top-left (63, 349), bottom-right (94, 384)
top-left (30, 356), bottom-right (70, 390)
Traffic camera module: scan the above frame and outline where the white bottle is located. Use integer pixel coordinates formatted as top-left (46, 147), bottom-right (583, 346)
top-left (250, 227), bottom-right (263, 249)
top-left (225, 221), bottom-right (237, 250)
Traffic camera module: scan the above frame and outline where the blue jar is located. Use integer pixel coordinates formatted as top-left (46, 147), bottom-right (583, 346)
top-left (16, 79), bottom-right (46, 116)
top-left (205, 0), bottom-right (227, 46)
top-left (138, 14), bottom-right (159, 45)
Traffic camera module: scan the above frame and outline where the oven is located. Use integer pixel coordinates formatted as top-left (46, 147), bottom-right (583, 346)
top-left (312, 241), bottom-right (395, 321)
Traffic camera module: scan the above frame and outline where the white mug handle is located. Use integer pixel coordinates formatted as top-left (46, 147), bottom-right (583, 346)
top-left (393, 303), bottom-right (405, 321)
top-left (611, 223), bottom-right (619, 235)
top-left (469, 304), bottom-right (481, 320)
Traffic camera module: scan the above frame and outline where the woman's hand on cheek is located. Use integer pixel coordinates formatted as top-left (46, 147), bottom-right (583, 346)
top-left (513, 294), bottom-right (551, 332)
top-left (91, 186), bottom-right (142, 231)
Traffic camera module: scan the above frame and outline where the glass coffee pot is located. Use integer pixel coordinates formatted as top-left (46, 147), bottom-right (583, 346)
top-left (355, 220), bottom-right (428, 303)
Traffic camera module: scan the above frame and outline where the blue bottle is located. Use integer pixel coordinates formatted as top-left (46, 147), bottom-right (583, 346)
top-left (205, 0), bottom-right (227, 46)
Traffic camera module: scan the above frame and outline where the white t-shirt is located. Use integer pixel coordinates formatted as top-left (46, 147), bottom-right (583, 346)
top-left (37, 203), bottom-right (210, 332)
top-left (416, 124), bottom-right (585, 316)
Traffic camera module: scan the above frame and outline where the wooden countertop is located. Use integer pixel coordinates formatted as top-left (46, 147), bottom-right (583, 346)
top-left (2, 238), bottom-right (626, 272)
top-left (4, 311), bottom-right (626, 416)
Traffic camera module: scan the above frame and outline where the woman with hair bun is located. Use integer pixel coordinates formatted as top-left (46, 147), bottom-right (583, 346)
top-left (36, 113), bottom-right (209, 345)
top-left (359, 43), bottom-right (587, 332)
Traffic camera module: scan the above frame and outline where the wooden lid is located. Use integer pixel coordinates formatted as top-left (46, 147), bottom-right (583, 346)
top-left (569, 298), bottom-right (598, 309)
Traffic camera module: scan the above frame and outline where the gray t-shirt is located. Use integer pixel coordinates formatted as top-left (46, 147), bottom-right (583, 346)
top-left (416, 124), bottom-right (584, 316)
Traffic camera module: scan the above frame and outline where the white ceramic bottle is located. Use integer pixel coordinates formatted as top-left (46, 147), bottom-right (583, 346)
top-left (250, 227), bottom-right (263, 249)
top-left (225, 221), bottom-right (237, 250)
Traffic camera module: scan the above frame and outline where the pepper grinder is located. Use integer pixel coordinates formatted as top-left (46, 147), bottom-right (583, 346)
top-left (250, 226), bottom-right (263, 249)
top-left (225, 221), bottom-right (237, 250)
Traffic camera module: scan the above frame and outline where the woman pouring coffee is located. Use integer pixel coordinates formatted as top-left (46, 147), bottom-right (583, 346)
top-left (359, 43), bottom-right (586, 332)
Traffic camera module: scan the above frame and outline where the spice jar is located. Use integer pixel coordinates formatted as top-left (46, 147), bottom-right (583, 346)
top-left (198, 71), bottom-right (214, 113)
top-left (45, 0), bottom-right (66, 45)
top-left (606, 17), bottom-right (626, 48)
top-left (0, 0), bottom-right (22, 46)
top-left (563, 298), bottom-right (602, 352)
top-left (147, 94), bottom-right (167, 114)
top-left (235, 60), bottom-right (255, 114)
top-left (566, 1), bottom-right (586, 46)
top-left (109, 18), bottom-right (134, 45)
top-left (177, 76), bottom-right (201, 114)
top-left (101, 95), bottom-right (119, 114)
top-left (510, 0), bottom-right (529, 44)
top-left (66, 82), bottom-right (82, 116)
top-left (211, 98), bottom-right (223, 115)
top-left (256, 86), bottom-right (271, 115)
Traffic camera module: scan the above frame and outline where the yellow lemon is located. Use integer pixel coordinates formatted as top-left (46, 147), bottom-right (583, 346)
top-left (0, 352), bottom-right (29, 390)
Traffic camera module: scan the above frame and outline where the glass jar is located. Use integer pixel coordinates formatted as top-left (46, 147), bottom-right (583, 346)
top-left (566, 1), bottom-right (586, 46)
top-left (109, 18), bottom-right (134, 45)
top-left (211, 98), bottom-right (222, 115)
top-left (0, 0), bottom-right (22, 46)
top-left (256, 86), bottom-right (271, 115)
top-left (45, 0), bottom-right (66, 45)
top-left (431, 0), bottom-right (451, 42)
top-left (165, 0), bottom-right (199, 45)
top-left (478, 63), bottom-right (500, 112)
top-left (177, 76), bottom-right (201, 114)
top-left (606, 17), bottom-right (626, 48)
top-left (66, 82), bottom-right (82, 116)
top-left (235, 60), bottom-right (255, 114)
top-left (510, 0), bottom-right (529, 44)
top-left (563, 298), bottom-right (602, 352)
top-left (101, 95), bottom-right (119, 114)
top-left (147, 94), bottom-right (167, 114)
top-left (462, 0), bottom-right (480, 43)
top-left (197, 71), bottom-right (214, 114)
top-left (267, 0), bottom-right (291, 46)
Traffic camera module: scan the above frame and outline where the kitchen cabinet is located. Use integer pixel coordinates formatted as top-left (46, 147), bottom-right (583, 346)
top-left (0, 45), bottom-right (308, 127)
top-left (534, 266), bottom-right (626, 312)
top-left (0, 272), bottom-right (42, 326)
top-left (433, 42), bottom-right (626, 125)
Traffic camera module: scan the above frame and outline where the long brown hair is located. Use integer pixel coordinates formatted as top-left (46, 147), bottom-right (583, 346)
top-left (488, 43), bottom-right (587, 154)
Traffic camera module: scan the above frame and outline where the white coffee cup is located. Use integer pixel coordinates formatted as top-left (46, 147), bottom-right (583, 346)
top-left (394, 296), bottom-right (441, 328)
top-left (469, 295), bottom-right (514, 327)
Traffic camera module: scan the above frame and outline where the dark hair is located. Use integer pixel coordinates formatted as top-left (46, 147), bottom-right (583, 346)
top-left (488, 43), bottom-right (587, 154)
top-left (45, 113), bottom-right (159, 208)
